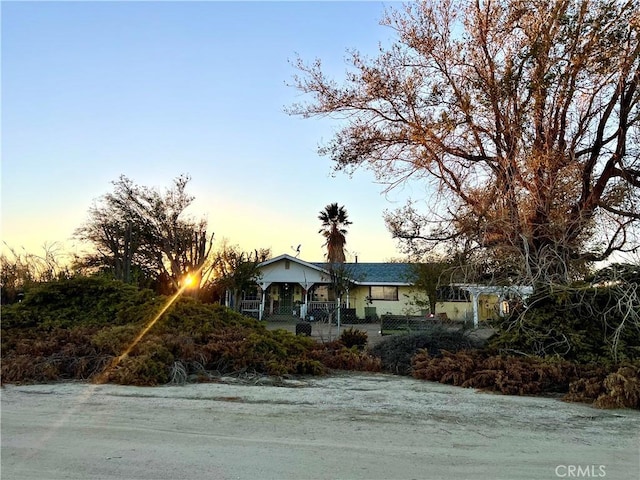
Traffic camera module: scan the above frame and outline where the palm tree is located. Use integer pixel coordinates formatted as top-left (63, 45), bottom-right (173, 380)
top-left (318, 203), bottom-right (352, 263)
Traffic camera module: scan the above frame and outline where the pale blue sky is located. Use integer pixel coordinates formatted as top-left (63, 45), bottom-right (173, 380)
top-left (2, 1), bottom-right (418, 262)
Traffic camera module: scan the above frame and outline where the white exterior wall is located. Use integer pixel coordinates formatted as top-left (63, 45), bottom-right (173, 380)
top-left (259, 258), bottom-right (329, 289)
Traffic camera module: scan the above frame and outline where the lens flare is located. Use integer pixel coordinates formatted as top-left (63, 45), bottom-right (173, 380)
top-left (93, 266), bottom-right (203, 384)
top-left (15, 266), bottom-right (207, 472)
top-left (92, 289), bottom-right (181, 384)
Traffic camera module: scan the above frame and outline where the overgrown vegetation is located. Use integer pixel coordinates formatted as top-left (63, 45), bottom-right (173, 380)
top-left (309, 340), bottom-right (382, 372)
top-left (488, 283), bottom-right (640, 364)
top-left (412, 351), bottom-right (640, 409)
top-left (0, 276), bottom-right (379, 386)
top-left (565, 363), bottom-right (640, 409)
top-left (365, 279), bottom-right (640, 410)
top-left (1, 276), bottom-right (154, 329)
top-left (3, 270), bottom-right (639, 410)
top-left (394, 266), bottom-right (639, 410)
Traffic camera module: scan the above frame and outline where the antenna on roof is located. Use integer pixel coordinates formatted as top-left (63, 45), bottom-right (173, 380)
top-left (291, 244), bottom-right (302, 258)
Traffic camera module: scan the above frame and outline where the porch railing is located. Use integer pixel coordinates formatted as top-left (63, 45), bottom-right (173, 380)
top-left (240, 300), bottom-right (260, 315)
top-left (307, 301), bottom-right (339, 312)
top-left (240, 299), bottom-right (347, 320)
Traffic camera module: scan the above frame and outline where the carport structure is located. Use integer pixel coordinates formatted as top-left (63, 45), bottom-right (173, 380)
top-left (454, 284), bottom-right (534, 328)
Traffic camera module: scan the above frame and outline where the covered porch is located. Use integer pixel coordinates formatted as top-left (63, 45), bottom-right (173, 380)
top-left (237, 255), bottom-right (358, 321)
top-left (240, 282), bottom-right (347, 321)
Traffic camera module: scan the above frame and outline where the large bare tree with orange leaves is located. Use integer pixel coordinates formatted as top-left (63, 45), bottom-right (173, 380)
top-left (291, 0), bottom-right (639, 287)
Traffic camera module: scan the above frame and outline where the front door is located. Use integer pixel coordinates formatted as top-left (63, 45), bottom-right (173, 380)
top-left (278, 283), bottom-right (294, 314)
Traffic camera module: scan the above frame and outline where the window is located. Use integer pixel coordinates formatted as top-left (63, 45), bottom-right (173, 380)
top-left (369, 286), bottom-right (399, 301)
top-left (436, 286), bottom-right (470, 302)
top-left (312, 285), bottom-right (335, 301)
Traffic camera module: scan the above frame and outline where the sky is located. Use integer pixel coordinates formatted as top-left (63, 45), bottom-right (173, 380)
top-left (1, 0), bottom-right (424, 264)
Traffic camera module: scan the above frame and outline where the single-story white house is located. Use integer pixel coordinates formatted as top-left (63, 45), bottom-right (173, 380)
top-left (239, 254), bottom-right (532, 327)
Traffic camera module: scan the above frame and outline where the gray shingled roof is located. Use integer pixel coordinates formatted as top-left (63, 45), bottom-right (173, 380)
top-left (312, 262), bottom-right (416, 284)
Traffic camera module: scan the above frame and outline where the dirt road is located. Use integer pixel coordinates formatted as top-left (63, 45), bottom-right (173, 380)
top-left (2, 373), bottom-right (638, 480)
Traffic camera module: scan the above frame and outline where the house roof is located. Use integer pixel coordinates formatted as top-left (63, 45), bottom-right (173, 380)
top-left (257, 255), bottom-right (532, 292)
top-left (259, 254), bottom-right (328, 273)
top-left (312, 262), bottom-right (416, 285)
top-left (257, 254), bottom-right (416, 286)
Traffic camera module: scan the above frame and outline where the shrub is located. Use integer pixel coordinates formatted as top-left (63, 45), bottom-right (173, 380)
top-left (371, 327), bottom-right (474, 375)
top-left (594, 364), bottom-right (640, 409)
top-left (413, 350), bottom-right (582, 395)
top-left (411, 351), bottom-right (640, 409)
top-left (309, 342), bottom-right (382, 372)
top-left (489, 286), bottom-right (640, 364)
top-left (290, 358), bottom-right (326, 376)
top-left (564, 362), bottom-right (640, 409)
top-left (91, 325), bottom-right (142, 356)
top-left (0, 276), bottom-right (154, 329)
top-left (1, 281), bottom-right (328, 385)
top-left (159, 298), bottom-right (262, 336)
top-left (339, 327), bottom-right (368, 349)
top-left (106, 354), bottom-right (170, 386)
top-left (1, 355), bottom-right (60, 383)
top-left (0, 326), bottom-right (113, 383)
top-left (412, 349), bottom-right (482, 385)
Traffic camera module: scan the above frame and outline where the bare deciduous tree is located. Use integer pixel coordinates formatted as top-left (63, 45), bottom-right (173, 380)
top-left (290, 0), bottom-right (639, 287)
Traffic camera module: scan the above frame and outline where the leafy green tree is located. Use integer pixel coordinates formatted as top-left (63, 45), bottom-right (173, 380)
top-left (318, 203), bottom-right (352, 263)
top-left (207, 242), bottom-right (270, 310)
top-left (290, 0), bottom-right (639, 287)
top-left (412, 261), bottom-right (450, 315)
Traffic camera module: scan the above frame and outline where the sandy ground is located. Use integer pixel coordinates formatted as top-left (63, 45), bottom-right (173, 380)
top-left (2, 373), bottom-right (639, 480)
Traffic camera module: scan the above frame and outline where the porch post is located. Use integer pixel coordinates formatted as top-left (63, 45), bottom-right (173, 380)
top-left (299, 282), bottom-right (314, 320)
top-left (336, 295), bottom-right (341, 336)
top-left (300, 288), bottom-right (307, 319)
top-left (259, 288), bottom-right (266, 321)
top-left (258, 282), bottom-right (271, 321)
top-left (471, 290), bottom-right (480, 329)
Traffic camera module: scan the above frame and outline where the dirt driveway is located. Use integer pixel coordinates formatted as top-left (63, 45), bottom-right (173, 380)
top-left (265, 320), bottom-right (494, 347)
top-left (2, 373), bottom-right (638, 480)
top-left (265, 319), bottom-right (384, 344)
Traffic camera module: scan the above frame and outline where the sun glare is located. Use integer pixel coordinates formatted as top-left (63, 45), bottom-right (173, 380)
top-left (93, 266), bottom-right (204, 385)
